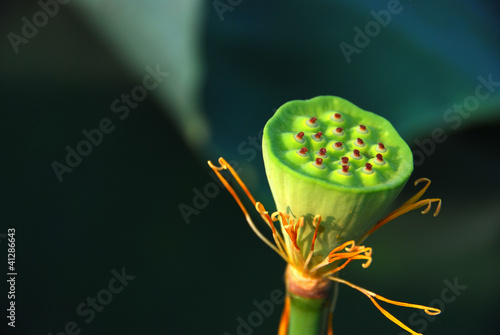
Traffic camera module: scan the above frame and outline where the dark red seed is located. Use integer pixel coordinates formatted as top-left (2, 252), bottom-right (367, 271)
top-left (359, 125), bottom-right (367, 130)
top-left (378, 142), bottom-right (385, 149)
top-left (300, 147), bottom-right (308, 154)
top-left (342, 165), bottom-right (349, 173)
top-left (319, 148), bottom-right (327, 155)
top-left (314, 131), bottom-right (323, 139)
top-left (341, 157), bottom-right (349, 164)
top-left (365, 163), bottom-right (373, 171)
top-left (353, 149), bottom-right (360, 157)
top-left (376, 153), bottom-right (383, 161)
top-left (297, 132), bottom-right (304, 139)
top-left (334, 142), bottom-right (343, 148)
top-left (357, 138), bottom-right (364, 145)
top-left (334, 113), bottom-right (342, 119)
top-left (309, 117), bottom-right (317, 123)
top-left (335, 127), bottom-right (343, 133)
top-left (316, 158), bottom-right (323, 165)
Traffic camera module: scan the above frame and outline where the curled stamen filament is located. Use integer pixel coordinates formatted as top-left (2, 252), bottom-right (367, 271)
top-left (329, 246), bottom-right (372, 269)
top-left (207, 159), bottom-right (288, 262)
top-left (256, 203), bottom-right (287, 257)
top-left (208, 157), bottom-right (442, 334)
top-left (255, 202), bottom-right (276, 233)
top-left (310, 241), bottom-right (372, 275)
top-left (359, 178), bottom-right (442, 243)
top-left (327, 276), bottom-right (441, 335)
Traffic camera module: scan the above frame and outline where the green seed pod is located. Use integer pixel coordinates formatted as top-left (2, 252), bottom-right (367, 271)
top-left (262, 96), bottom-right (413, 266)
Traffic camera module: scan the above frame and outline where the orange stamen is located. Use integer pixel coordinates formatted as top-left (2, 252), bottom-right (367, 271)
top-left (327, 312), bottom-right (333, 335)
top-left (310, 215), bottom-right (322, 253)
top-left (207, 159), bottom-right (287, 261)
top-left (328, 244), bottom-right (372, 267)
top-left (402, 178), bottom-right (432, 207)
top-left (208, 157), bottom-right (442, 334)
top-left (279, 213), bottom-right (301, 251)
top-left (359, 178), bottom-right (441, 242)
top-left (278, 296), bottom-right (290, 335)
top-left (303, 215), bottom-right (322, 271)
top-left (328, 276), bottom-right (441, 335)
top-left (255, 202), bottom-right (277, 235)
top-left (207, 160), bottom-right (249, 217)
top-left (219, 157), bottom-right (257, 204)
top-left (310, 241), bottom-right (372, 276)
top-left (215, 157), bottom-right (278, 232)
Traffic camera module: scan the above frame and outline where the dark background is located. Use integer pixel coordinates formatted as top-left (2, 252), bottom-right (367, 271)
top-left (1, 1), bottom-right (499, 334)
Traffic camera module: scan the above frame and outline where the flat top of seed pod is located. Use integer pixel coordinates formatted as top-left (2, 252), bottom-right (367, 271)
top-left (263, 96), bottom-right (413, 192)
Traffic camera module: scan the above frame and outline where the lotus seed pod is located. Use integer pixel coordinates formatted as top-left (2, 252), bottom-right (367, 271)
top-left (262, 96), bottom-right (413, 266)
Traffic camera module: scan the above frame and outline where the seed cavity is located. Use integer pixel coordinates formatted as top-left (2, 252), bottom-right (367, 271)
top-left (357, 124), bottom-right (369, 134)
top-left (330, 112), bottom-right (343, 122)
top-left (333, 127), bottom-right (344, 136)
top-left (376, 142), bottom-right (387, 153)
top-left (294, 131), bottom-right (305, 144)
top-left (362, 163), bottom-right (374, 174)
top-left (333, 142), bottom-right (344, 151)
top-left (353, 138), bottom-right (365, 148)
top-left (374, 153), bottom-right (385, 166)
top-left (338, 164), bottom-right (351, 176)
top-left (306, 117), bottom-right (319, 128)
top-left (351, 149), bottom-right (362, 160)
top-left (312, 131), bottom-right (323, 142)
top-left (314, 157), bottom-right (325, 169)
top-left (297, 147), bottom-right (308, 157)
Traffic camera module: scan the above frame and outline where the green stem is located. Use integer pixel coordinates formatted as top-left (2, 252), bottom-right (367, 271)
top-left (284, 266), bottom-right (336, 335)
top-left (287, 292), bottom-right (332, 335)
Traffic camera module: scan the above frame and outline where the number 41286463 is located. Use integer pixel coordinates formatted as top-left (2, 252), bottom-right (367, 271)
top-left (7, 228), bottom-right (15, 272)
